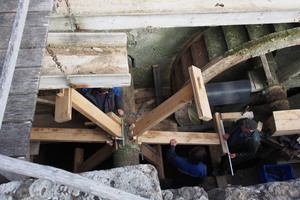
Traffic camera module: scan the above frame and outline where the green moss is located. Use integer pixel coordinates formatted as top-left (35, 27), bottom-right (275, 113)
top-left (224, 27), bottom-right (300, 58)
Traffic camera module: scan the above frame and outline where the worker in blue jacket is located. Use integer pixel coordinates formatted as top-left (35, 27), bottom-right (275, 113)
top-left (166, 139), bottom-right (207, 188)
top-left (81, 87), bottom-right (124, 116)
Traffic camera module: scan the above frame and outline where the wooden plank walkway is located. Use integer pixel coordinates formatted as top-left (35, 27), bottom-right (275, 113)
top-left (0, 0), bottom-right (53, 156)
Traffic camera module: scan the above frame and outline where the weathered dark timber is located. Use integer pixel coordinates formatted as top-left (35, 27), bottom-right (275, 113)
top-left (0, 0), bottom-right (52, 156)
top-left (0, 0), bottom-right (53, 12)
top-left (0, 123), bottom-right (31, 156)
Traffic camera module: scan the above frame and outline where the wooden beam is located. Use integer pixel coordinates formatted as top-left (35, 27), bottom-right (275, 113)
top-left (137, 130), bottom-right (220, 145)
top-left (265, 109), bottom-right (300, 136)
top-left (106, 112), bottom-right (122, 125)
top-left (131, 83), bottom-right (194, 137)
top-left (73, 148), bottom-right (84, 173)
top-left (77, 144), bottom-right (114, 172)
top-left (55, 89), bottom-right (72, 123)
top-left (0, 0), bottom-right (30, 129)
top-left (188, 65), bottom-right (212, 121)
top-left (220, 111), bottom-right (254, 120)
top-left (0, 154), bottom-right (147, 200)
top-left (213, 112), bottom-right (228, 155)
top-left (71, 89), bottom-right (122, 137)
top-left (30, 128), bottom-right (112, 143)
top-left (37, 97), bottom-right (55, 105)
top-left (141, 144), bottom-right (165, 179)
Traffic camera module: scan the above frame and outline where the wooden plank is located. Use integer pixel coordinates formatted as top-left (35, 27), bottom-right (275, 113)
top-left (0, 154), bottom-right (147, 200)
top-left (37, 97), bottom-right (55, 105)
top-left (73, 148), bottom-right (84, 173)
top-left (131, 83), bottom-right (194, 137)
top-left (137, 130), bottom-right (220, 145)
top-left (188, 65), bottom-right (212, 121)
top-left (77, 145), bottom-right (114, 172)
top-left (71, 89), bottom-right (122, 137)
top-left (106, 112), bottom-right (122, 125)
top-left (30, 128), bottom-right (112, 143)
top-left (213, 112), bottom-right (228, 154)
top-left (47, 32), bottom-right (127, 47)
top-left (220, 111), bottom-right (254, 120)
top-left (39, 74), bottom-right (131, 90)
top-left (3, 94), bottom-right (37, 122)
top-left (141, 144), bottom-right (165, 179)
top-left (0, 122), bottom-right (31, 156)
top-left (266, 109), bottom-right (300, 136)
top-left (55, 89), bottom-right (72, 123)
top-left (0, 0), bottom-right (30, 128)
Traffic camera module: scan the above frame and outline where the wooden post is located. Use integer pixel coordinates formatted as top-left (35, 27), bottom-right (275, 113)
top-left (188, 65), bottom-right (212, 121)
top-left (55, 89), bottom-right (72, 123)
top-left (73, 148), bottom-right (84, 173)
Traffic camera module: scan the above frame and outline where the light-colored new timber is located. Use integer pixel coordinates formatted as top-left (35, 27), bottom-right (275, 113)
top-left (220, 111), bottom-right (254, 120)
top-left (131, 83), bottom-right (194, 137)
top-left (55, 89), bottom-right (72, 123)
top-left (30, 128), bottom-right (112, 143)
top-left (266, 109), bottom-right (300, 136)
top-left (71, 89), bottom-right (122, 137)
top-left (213, 112), bottom-right (228, 154)
top-left (137, 130), bottom-right (220, 145)
top-left (188, 65), bottom-right (212, 121)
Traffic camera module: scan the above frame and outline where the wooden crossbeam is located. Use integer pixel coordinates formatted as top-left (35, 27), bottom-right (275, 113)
top-left (131, 83), bottom-right (194, 137)
top-left (55, 89), bottom-right (72, 123)
top-left (141, 144), bottom-right (165, 179)
top-left (71, 89), bottom-right (122, 137)
top-left (30, 128), bottom-right (112, 143)
top-left (213, 112), bottom-right (228, 155)
top-left (137, 130), bottom-right (220, 145)
top-left (77, 144), bottom-right (114, 172)
top-left (265, 109), bottom-right (300, 136)
top-left (220, 112), bottom-right (253, 120)
top-left (188, 65), bottom-right (212, 121)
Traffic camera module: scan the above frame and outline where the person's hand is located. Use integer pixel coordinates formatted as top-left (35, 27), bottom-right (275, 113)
top-left (170, 139), bottom-right (177, 146)
top-left (229, 153), bottom-right (236, 159)
top-left (117, 109), bottom-right (124, 116)
top-left (223, 134), bottom-right (230, 140)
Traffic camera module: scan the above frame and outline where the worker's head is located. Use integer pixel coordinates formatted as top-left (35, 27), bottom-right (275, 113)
top-left (187, 146), bottom-right (206, 165)
top-left (96, 88), bottom-right (110, 95)
top-left (241, 118), bottom-right (258, 133)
